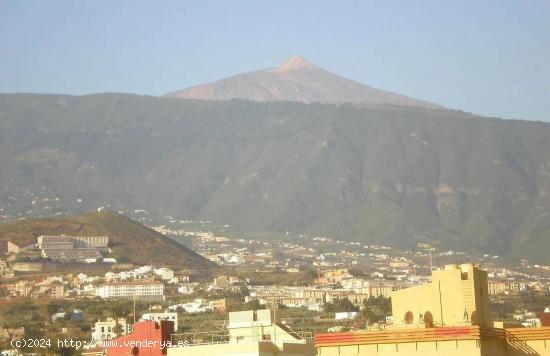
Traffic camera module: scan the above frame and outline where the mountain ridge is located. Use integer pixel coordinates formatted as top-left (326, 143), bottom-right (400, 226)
top-left (164, 56), bottom-right (444, 110)
top-left (0, 93), bottom-right (549, 263)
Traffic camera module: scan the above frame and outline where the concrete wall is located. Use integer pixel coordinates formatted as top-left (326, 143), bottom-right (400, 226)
top-left (315, 327), bottom-right (550, 356)
top-left (167, 342), bottom-right (270, 356)
top-left (392, 284), bottom-right (436, 326)
top-left (12, 262), bottom-right (42, 272)
top-left (316, 339), bottom-right (482, 356)
top-left (481, 327), bottom-right (550, 356)
top-left (228, 324), bottom-right (304, 347)
top-left (167, 341), bottom-right (313, 356)
top-left (316, 338), bottom-right (550, 356)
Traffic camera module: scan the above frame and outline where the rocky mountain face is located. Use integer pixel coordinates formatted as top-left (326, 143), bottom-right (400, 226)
top-left (164, 56), bottom-right (443, 110)
top-left (1, 93), bottom-right (549, 262)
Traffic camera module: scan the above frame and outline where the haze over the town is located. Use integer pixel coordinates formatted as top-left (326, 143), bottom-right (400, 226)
top-left (1, 0), bottom-right (549, 122)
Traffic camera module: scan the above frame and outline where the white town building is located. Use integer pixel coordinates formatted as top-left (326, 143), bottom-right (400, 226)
top-left (95, 281), bottom-right (164, 300)
top-left (91, 318), bottom-right (131, 341)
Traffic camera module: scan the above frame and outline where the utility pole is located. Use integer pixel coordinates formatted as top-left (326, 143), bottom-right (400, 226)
top-left (427, 244), bottom-right (434, 271)
top-left (317, 265), bottom-right (321, 284)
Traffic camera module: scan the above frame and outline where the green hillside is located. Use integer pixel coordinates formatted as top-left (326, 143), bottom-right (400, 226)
top-left (0, 93), bottom-right (549, 262)
top-left (0, 211), bottom-right (212, 270)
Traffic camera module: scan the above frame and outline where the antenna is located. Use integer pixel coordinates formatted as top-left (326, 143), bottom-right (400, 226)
top-left (427, 244), bottom-right (434, 270)
top-left (317, 265), bottom-right (321, 282)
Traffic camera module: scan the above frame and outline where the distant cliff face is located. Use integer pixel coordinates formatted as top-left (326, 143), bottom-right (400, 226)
top-left (164, 55), bottom-right (443, 110)
top-left (0, 93), bottom-right (549, 263)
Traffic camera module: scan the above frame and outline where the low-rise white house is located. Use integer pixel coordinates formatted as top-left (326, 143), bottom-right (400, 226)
top-left (168, 299), bottom-right (213, 314)
top-left (91, 318), bottom-right (131, 341)
top-left (154, 267), bottom-right (175, 281)
top-left (335, 311), bottom-right (358, 320)
top-left (177, 284), bottom-right (194, 294)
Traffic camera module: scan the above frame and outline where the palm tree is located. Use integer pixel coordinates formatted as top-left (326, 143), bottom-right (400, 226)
top-left (109, 301), bottom-right (129, 337)
top-left (378, 296), bottom-right (391, 317)
top-left (45, 301), bottom-right (59, 324)
top-left (112, 323), bottom-right (124, 337)
top-left (362, 301), bottom-right (374, 323)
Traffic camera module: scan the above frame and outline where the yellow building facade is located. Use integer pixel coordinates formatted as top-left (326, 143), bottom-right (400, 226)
top-left (315, 326), bottom-right (550, 356)
top-left (391, 263), bottom-right (491, 328)
top-left (315, 263), bottom-right (550, 356)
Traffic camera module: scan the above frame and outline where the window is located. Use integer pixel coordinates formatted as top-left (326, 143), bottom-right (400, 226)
top-left (405, 311), bottom-right (414, 324)
top-left (424, 311), bottom-right (434, 327)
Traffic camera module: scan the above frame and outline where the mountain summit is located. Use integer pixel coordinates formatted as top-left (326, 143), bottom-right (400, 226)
top-left (275, 55), bottom-right (317, 71)
top-left (164, 56), bottom-right (443, 109)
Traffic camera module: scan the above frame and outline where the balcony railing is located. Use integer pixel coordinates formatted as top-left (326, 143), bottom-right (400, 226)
top-left (170, 328), bottom-right (313, 347)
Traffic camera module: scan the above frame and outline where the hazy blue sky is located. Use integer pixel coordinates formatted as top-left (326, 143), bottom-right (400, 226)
top-left (1, 1), bottom-right (549, 121)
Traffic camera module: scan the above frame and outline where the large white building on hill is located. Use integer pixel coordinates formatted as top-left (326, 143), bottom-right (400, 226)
top-left (95, 281), bottom-right (164, 300)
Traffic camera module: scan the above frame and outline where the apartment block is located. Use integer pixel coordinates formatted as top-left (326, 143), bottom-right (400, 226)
top-left (95, 281), bottom-right (164, 300)
top-left (37, 235), bottom-right (109, 263)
